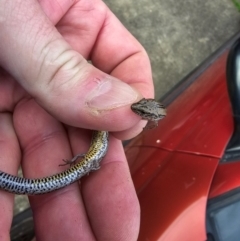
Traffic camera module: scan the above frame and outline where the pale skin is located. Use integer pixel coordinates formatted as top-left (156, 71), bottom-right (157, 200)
top-left (0, 0), bottom-right (154, 240)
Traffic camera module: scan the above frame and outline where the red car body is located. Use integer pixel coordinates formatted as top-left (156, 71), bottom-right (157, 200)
top-left (125, 33), bottom-right (240, 241)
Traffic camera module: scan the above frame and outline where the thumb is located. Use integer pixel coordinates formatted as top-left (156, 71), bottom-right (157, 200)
top-left (0, 0), bottom-right (140, 131)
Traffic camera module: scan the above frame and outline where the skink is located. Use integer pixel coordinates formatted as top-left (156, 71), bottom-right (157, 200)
top-left (0, 98), bottom-right (166, 195)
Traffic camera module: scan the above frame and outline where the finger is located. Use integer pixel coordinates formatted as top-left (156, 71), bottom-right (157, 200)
top-left (91, 4), bottom-right (154, 98)
top-left (48, 0), bottom-right (154, 138)
top-left (113, 119), bottom-right (147, 140)
top-left (13, 99), bottom-right (96, 240)
top-left (0, 68), bottom-right (27, 113)
top-left (0, 0), bottom-right (141, 134)
top-left (68, 128), bottom-right (140, 240)
top-left (38, 0), bottom-right (75, 24)
top-left (83, 137), bottom-right (140, 241)
top-left (51, 0), bottom-right (153, 98)
top-left (0, 113), bottom-right (21, 239)
top-left (40, 0), bottom-right (153, 98)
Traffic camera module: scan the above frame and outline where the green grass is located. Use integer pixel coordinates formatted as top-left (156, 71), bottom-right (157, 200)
top-left (232, 0), bottom-right (240, 11)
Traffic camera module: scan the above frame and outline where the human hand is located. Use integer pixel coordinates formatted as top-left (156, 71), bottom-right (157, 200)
top-left (0, 0), bottom-right (154, 240)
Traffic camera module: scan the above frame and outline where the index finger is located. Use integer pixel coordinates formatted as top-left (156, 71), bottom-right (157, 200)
top-left (91, 4), bottom-right (154, 98)
top-left (52, 0), bottom-right (154, 98)
top-left (54, 0), bottom-right (154, 137)
top-left (41, 0), bottom-right (154, 98)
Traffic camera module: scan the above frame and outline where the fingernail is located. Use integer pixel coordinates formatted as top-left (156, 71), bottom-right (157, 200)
top-left (86, 77), bottom-right (138, 110)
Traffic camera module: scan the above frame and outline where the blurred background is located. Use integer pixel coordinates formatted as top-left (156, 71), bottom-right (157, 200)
top-left (105, 0), bottom-right (240, 99)
top-left (14, 0), bottom-right (240, 215)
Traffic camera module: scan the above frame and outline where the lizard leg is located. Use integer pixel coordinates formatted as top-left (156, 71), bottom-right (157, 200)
top-left (59, 154), bottom-right (85, 167)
